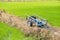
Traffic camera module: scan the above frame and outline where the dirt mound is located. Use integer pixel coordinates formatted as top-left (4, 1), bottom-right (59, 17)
top-left (0, 10), bottom-right (60, 40)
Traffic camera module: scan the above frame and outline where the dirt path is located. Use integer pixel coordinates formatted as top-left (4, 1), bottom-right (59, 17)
top-left (0, 10), bottom-right (60, 40)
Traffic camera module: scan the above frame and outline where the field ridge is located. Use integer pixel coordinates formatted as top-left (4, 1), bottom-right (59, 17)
top-left (0, 10), bottom-right (60, 40)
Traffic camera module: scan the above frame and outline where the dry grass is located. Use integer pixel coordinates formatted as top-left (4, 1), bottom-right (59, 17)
top-left (0, 10), bottom-right (60, 40)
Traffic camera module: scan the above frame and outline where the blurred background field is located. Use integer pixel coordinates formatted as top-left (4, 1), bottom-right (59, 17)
top-left (0, 1), bottom-right (60, 40)
top-left (0, 2), bottom-right (60, 27)
top-left (0, 0), bottom-right (60, 2)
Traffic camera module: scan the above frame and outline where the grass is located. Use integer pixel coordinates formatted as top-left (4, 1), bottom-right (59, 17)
top-left (0, 22), bottom-right (34, 40)
top-left (0, 2), bottom-right (60, 40)
top-left (0, 2), bottom-right (60, 27)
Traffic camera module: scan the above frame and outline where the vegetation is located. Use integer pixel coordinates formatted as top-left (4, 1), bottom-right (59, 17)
top-left (0, 22), bottom-right (34, 40)
top-left (0, 2), bottom-right (60, 40)
top-left (0, 2), bottom-right (60, 27)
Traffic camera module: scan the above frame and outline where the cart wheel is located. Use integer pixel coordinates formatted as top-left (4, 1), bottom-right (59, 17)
top-left (27, 21), bottom-right (33, 27)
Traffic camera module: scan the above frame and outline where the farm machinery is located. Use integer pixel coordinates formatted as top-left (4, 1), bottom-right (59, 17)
top-left (26, 16), bottom-right (54, 31)
top-left (26, 16), bottom-right (48, 27)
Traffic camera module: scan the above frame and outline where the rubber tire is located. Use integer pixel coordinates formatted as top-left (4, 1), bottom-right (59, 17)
top-left (27, 21), bottom-right (33, 27)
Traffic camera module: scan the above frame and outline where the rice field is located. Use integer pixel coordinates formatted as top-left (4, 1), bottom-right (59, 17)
top-left (0, 2), bottom-right (60, 40)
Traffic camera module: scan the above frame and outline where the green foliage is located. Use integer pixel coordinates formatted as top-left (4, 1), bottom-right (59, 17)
top-left (0, 2), bottom-right (60, 27)
top-left (0, 2), bottom-right (60, 40)
top-left (0, 22), bottom-right (34, 40)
